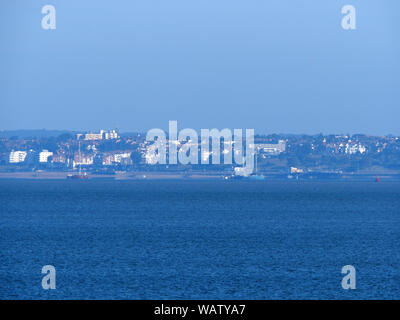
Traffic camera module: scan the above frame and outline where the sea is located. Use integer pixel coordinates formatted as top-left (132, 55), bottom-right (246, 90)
top-left (0, 179), bottom-right (399, 300)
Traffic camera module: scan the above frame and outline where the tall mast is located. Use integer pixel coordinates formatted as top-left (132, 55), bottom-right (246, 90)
top-left (255, 146), bottom-right (258, 175)
top-left (78, 141), bottom-right (81, 175)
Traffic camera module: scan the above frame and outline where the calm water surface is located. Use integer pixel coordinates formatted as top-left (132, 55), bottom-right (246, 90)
top-left (0, 180), bottom-right (399, 299)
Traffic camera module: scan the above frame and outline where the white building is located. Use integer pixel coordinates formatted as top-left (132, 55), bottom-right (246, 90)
top-left (104, 130), bottom-right (119, 140)
top-left (113, 152), bottom-right (131, 163)
top-left (103, 152), bottom-right (132, 165)
top-left (39, 150), bottom-right (53, 163)
top-left (345, 144), bottom-right (366, 155)
top-left (258, 140), bottom-right (286, 155)
top-left (73, 154), bottom-right (94, 167)
top-left (9, 151), bottom-right (27, 163)
top-left (77, 129), bottom-right (119, 141)
top-left (84, 131), bottom-right (103, 140)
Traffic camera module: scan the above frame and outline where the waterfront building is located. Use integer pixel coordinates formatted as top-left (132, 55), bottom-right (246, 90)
top-left (102, 152), bottom-right (132, 165)
top-left (73, 154), bottom-right (94, 166)
top-left (9, 151), bottom-right (27, 163)
top-left (52, 153), bottom-right (67, 164)
top-left (113, 152), bottom-right (132, 164)
top-left (39, 150), bottom-right (53, 163)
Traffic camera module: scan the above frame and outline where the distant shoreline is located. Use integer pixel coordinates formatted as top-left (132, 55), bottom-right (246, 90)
top-left (0, 171), bottom-right (222, 180)
top-left (0, 171), bottom-right (399, 181)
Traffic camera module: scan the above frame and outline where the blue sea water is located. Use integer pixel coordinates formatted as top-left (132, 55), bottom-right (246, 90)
top-left (0, 180), bottom-right (399, 300)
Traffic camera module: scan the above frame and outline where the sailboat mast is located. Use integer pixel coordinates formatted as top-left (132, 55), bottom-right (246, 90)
top-left (78, 141), bottom-right (82, 175)
top-left (255, 146), bottom-right (258, 175)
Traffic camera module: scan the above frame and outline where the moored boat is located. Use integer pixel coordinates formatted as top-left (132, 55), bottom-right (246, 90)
top-left (67, 173), bottom-right (89, 180)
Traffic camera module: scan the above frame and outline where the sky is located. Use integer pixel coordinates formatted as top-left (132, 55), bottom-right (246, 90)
top-left (0, 0), bottom-right (399, 135)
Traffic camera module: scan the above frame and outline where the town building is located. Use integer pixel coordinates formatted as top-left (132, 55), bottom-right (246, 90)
top-left (76, 130), bottom-right (119, 141)
top-left (345, 143), bottom-right (366, 155)
top-left (39, 150), bottom-right (53, 163)
top-left (258, 140), bottom-right (286, 155)
top-left (103, 152), bottom-right (132, 165)
top-left (73, 154), bottom-right (94, 167)
top-left (52, 154), bottom-right (67, 164)
top-left (9, 151), bottom-right (27, 163)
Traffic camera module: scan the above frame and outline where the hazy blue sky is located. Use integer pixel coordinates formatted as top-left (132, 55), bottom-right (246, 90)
top-left (1, 0), bottom-right (399, 134)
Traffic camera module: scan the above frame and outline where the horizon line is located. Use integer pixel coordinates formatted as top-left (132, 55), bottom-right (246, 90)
top-left (0, 128), bottom-right (398, 138)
